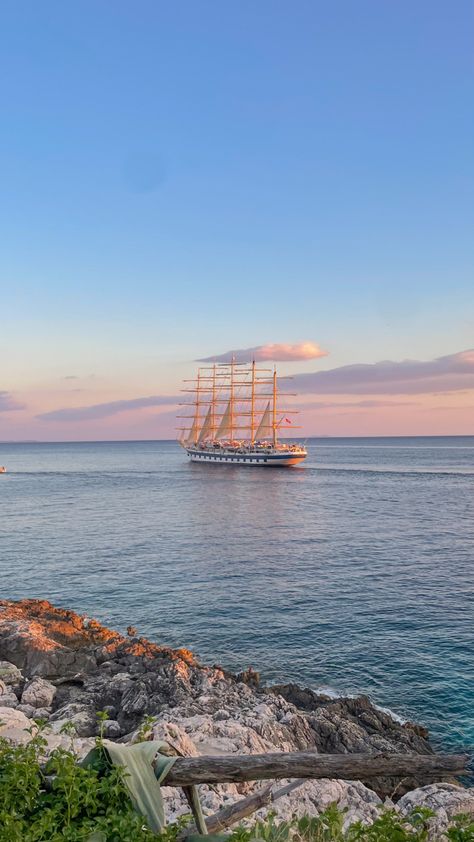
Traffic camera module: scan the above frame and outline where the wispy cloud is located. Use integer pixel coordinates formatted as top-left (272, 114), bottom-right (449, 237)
top-left (0, 391), bottom-right (25, 412)
top-left (292, 349), bottom-right (474, 395)
top-left (37, 395), bottom-right (181, 422)
top-left (299, 399), bottom-right (418, 409)
top-left (63, 375), bottom-right (79, 380)
top-left (197, 342), bottom-right (328, 363)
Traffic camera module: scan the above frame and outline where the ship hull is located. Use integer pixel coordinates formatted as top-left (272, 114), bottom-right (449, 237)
top-left (186, 447), bottom-right (306, 467)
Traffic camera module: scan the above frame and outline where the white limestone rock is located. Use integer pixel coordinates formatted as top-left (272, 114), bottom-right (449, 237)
top-left (0, 705), bottom-right (36, 744)
top-left (41, 731), bottom-right (96, 759)
top-left (398, 782), bottom-right (474, 822)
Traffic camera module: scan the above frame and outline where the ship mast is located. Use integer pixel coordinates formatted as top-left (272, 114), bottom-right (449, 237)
top-left (177, 360), bottom-right (301, 445)
top-left (193, 369), bottom-right (201, 445)
top-left (272, 366), bottom-right (278, 447)
top-left (229, 355), bottom-right (235, 442)
top-left (250, 360), bottom-right (256, 445)
top-left (211, 363), bottom-right (216, 441)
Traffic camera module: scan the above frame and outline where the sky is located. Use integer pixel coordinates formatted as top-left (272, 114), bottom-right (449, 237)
top-left (1, 0), bottom-right (473, 440)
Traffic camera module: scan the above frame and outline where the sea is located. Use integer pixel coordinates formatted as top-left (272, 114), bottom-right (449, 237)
top-left (1, 437), bottom-right (473, 755)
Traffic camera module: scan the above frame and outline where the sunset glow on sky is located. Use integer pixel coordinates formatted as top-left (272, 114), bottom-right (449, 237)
top-left (1, 2), bottom-right (473, 440)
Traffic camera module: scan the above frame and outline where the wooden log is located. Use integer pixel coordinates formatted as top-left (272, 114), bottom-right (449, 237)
top-left (164, 751), bottom-right (468, 787)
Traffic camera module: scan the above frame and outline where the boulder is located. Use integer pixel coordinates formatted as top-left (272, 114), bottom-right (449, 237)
top-left (22, 677), bottom-right (56, 709)
top-left (0, 660), bottom-right (22, 685)
top-left (398, 782), bottom-right (474, 819)
top-left (0, 691), bottom-right (18, 708)
top-left (0, 705), bottom-right (36, 744)
top-left (101, 719), bottom-right (122, 738)
top-left (49, 703), bottom-right (98, 737)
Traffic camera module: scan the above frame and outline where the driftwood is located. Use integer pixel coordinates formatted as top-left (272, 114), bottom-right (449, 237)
top-left (165, 751), bottom-right (468, 787)
top-left (179, 779), bottom-right (307, 838)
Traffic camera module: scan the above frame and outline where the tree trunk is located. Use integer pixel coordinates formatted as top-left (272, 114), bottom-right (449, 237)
top-left (164, 751), bottom-right (468, 787)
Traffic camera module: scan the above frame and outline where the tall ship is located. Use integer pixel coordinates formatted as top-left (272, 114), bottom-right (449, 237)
top-left (177, 358), bottom-right (307, 467)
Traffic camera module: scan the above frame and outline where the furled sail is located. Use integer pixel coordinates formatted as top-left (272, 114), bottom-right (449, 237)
top-left (216, 399), bottom-right (231, 439)
top-left (255, 401), bottom-right (272, 440)
top-left (198, 405), bottom-right (213, 443)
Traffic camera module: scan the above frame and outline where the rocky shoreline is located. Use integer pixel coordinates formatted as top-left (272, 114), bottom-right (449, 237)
top-left (0, 599), bottom-right (472, 833)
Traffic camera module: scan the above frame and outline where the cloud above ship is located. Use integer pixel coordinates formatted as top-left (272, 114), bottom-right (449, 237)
top-left (0, 391), bottom-right (25, 412)
top-left (292, 349), bottom-right (474, 395)
top-left (197, 342), bottom-right (328, 363)
top-left (298, 399), bottom-right (418, 409)
top-left (37, 395), bottom-right (181, 422)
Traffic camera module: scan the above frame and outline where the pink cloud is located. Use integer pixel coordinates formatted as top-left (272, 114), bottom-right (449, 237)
top-left (292, 349), bottom-right (474, 395)
top-left (197, 341), bottom-right (328, 363)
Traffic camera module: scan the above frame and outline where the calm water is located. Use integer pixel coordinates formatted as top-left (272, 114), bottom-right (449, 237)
top-left (1, 438), bottom-right (473, 753)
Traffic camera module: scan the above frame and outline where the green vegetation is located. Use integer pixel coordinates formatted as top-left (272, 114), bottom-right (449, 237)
top-left (0, 717), bottom-right (473, 842)
top-left (231, 807), bottom-right (474, 842)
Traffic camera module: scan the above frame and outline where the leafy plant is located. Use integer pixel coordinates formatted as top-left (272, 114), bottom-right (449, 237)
top-left (0, 716), bottom-right (169, 841)
top-left (135, 715), bottom-right (156, 744)
top-left (227, 804), bottom-right (474, 842)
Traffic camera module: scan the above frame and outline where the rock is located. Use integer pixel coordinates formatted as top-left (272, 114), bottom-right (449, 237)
top-left (0, 676), bottom-right (19, 707)
top-left (35, 707), bottom-right (52, 720)
top-left (22, 677), bottom-right (56, 708)
top-left (271, 684), bottom-right (435, 795)
top-left (0, 660), bottom-right (22, 685)
top-left (0, 692), bottom-right (18, 708)
top-left (150, 720), bottom-right (200, 757)
top-left (0, 706), bottom-right (36, 744)
top-left (101, 719), bottom-right (122, 738)
top-left (17, 703), bottom-right (36, 718)
top-left (42, 731), bottom-right (96, 759)
top-left (398, 782), bottom-right (474, 820)
top-left (214, 709), bottom-right (231, 721)
top-left (49, 703), bottom-right (98, 737)
top-left (0, 598), bottom-right (453, 804)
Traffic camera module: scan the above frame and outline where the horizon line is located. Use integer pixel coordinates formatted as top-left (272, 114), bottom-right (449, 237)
top-left (1, 434), bottom-right (473, 445)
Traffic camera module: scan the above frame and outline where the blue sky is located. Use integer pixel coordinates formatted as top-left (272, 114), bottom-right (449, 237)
top-left (1, 0), bottom-right (473, 438)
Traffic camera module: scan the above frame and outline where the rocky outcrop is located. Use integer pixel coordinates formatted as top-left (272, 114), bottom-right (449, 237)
top-left (0, 598), bottom-right (467, 811)
top-left (0, 599), bottom-right (195, 678)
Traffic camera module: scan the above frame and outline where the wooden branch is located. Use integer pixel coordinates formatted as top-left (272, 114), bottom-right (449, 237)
top-left (164, 751), bottom-right (468, 787)
top-left (178, 779), bottom-right (308, 839)
top-left (195, 784), bottom-right (273, 836)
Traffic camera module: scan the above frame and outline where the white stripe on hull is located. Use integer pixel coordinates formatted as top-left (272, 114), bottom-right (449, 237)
top-left (186, 449), bottom-right (306, 467)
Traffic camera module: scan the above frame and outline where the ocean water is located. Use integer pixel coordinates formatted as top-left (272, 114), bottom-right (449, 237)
top-left (1, 437), bottom-right (473, 753)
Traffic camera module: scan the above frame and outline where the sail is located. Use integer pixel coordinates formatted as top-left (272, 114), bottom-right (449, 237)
top-left (255, 401), bottom-right (272, 440)
top-left (186, 415), bottom-right (199, 446)
top-left (198, 405), bottom-right (213, 443)
top-left (216, 399), bottom-right (231, 440)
